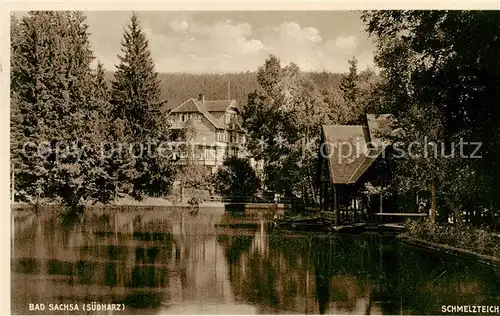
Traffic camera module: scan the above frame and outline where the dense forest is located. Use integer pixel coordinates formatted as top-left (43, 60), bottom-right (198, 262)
top-left (105, 71), bottom-right (344, 111)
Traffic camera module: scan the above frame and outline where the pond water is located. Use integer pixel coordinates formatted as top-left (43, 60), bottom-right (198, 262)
top-left (11, 207), bottom-right (500, 315)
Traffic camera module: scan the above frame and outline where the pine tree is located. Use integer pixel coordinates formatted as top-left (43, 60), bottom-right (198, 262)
top-left (100, 59), bottom-right (139, 202)
top-left (11, 11), bottom-right (70, 204)
top-left (93, 62), bottom-right (110, 113)
top-left (110, 13), bottom-right (174, 198)
top-left (90, 61), bottom-right (122, 203)
top-left (11, 11), bottom-right (115, 211)
top-left (339, 57), bottom-right (368, 124)
top-left (340, 56), bottom-right (359, 102)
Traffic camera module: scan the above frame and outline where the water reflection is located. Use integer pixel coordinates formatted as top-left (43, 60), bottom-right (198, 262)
top-left (11, 207), bottom-right (500, 315)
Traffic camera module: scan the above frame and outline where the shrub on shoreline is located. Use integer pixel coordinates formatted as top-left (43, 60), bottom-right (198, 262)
top-left (404, 219), bottom-right (500, 258)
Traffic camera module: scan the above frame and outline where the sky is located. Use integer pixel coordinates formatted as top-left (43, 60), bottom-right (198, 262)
top-left (83, 11), bottom-right (376, 74)
top-left (15, 11), bottom-right (376, 74)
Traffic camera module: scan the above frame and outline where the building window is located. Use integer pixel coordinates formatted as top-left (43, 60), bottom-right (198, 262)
top-left (205, 149), bottom-right (215, 160)
top-left (197, 114), bottom-right (202, 123)
top-left (217, 131), bottom-right (227, 142)
top-left (216, 131), bottom-right (230, 142)
top-left (181, 114), bottom-right (187, 123)
top-left (230, 133), bottom-right (238, 143)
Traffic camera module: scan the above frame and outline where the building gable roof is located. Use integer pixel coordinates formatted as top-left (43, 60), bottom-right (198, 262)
top-left (204, 100), bottom-right (238, 112)
top-left (322, 114), bottom-right (393, 185)
top-left (170, 99), bottom-right (200, 113)
top-left (170, 98), bottom-right (239, 130)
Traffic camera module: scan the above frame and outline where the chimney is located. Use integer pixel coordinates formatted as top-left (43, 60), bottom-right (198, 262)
top-left (198, 93), bottom-right (205, 103)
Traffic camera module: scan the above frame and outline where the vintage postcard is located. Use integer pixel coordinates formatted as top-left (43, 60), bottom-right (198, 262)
top-left (6, 2), bottom-right (500, 315)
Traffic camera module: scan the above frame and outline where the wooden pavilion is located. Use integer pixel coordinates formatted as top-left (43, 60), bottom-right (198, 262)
top-left (317, 114), bottom-right (395, 224)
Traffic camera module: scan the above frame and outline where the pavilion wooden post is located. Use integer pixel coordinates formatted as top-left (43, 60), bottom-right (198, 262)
top-left (416, 191), bottom-right (419, 213)
top-left (354, 198), bottom-right (357, 222)
top-left (379, 192), bottom-right (383, 214)
top-left (377, 192), bottom-right (383, 225)
top-left (430, 180), bottom-right (436, 224)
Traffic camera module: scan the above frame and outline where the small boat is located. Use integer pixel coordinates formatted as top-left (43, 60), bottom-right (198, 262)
top-left (378, 223), bottom-right (405, 233)
top-left (274, 213), bottom-right (367, 234)
top-left (333, 223), bottom-right (367, 234)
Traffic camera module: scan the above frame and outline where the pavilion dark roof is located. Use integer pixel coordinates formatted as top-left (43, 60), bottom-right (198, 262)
top-left (321, 114), bottom-right (394, 185)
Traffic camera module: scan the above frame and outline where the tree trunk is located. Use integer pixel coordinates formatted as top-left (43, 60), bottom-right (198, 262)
top-left (302, 184), bottom-right (306, 205)
top-left (444, 195), bottom-right (461, 224)
top-left (430, 180), bottom-right (437, 224)
top-left (11, 165), bottom-right (15, 203)
top-left (334, 185), bottom-right (340, 224)
top-left (113, 181), bottom-right (118, 205)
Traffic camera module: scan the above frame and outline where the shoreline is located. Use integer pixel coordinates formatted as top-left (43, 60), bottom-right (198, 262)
top-left (10, 200), bottom-right (287, 214)
top-left (396, 233), bottom-right (500, 268)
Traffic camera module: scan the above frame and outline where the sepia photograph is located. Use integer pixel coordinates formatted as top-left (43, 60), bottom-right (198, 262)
top-left (8, 6), bottom-right (500, 315)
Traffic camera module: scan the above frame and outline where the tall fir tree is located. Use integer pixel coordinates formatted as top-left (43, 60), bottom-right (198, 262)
top-left (99, 58), bottom-right (139, 202)
top-left (90, 61), bottom-right (126, 203)
top-left (340, 57), bottom-right (359, 100)
top-left (11, 12), bottom-right (58, 203)
top-left (11, 11), bottom-right (114, 211)
top-left (339, 57), bottom-right (363, 124)
top-left (110, 13), bottom-right (174, 198)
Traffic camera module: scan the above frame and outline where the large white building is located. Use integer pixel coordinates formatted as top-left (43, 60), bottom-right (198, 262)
top-left (168, 94), bottom-right (247, 172)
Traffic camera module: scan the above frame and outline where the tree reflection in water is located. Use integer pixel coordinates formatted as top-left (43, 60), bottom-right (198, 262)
top-left (11, 207), bottom-right (500, 315)
top-left (216, 225), bottom-right (500, 315)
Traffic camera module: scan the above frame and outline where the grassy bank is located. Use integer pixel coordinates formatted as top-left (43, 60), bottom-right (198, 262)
top-left (11, 196), bottom-right (172, 210)
top-left (10, 194), bottom-right (227, 211)
top-left (404, 220), bottom-right (500, 258)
